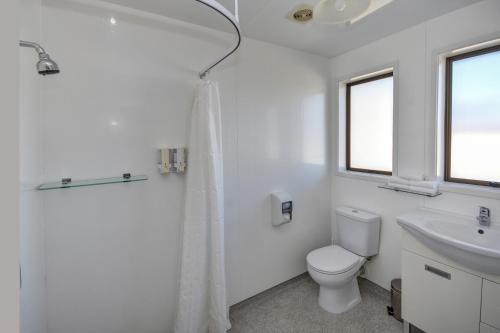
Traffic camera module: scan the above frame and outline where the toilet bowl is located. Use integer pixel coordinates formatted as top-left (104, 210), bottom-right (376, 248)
top-left (307, 245), bottom-right (366, 313)
top-left (307, 207), bottom-right (381, 314)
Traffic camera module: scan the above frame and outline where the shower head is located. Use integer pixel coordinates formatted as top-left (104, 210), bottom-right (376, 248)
top-left (36, 54), bottom-right (60, 75)
top-left (20, 40), bottom-right (60, 76)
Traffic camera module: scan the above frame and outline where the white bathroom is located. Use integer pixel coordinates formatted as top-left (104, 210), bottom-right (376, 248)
top-left (1, 0), bottom-right (500, 332)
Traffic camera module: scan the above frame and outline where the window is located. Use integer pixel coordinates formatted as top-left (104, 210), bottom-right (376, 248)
top-left (445, 45), bottom-right (500, 186)
top-left (346, 72), bottom-right (394, 175)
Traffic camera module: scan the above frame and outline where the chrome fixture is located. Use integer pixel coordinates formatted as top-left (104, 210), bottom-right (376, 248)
top-left (19, 40), bottom-right (60, 75)
top-left (194, 0), bottom-right (241, 78)
top-left (477, 206), bottom-right (491, 227)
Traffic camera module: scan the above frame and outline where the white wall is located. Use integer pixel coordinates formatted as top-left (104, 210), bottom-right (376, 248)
top-left (20, 0), bottom-right (48, 333)
top-left (33, 1), bottom-right (331, 332)
top-left (0, 0), bottom-right (20, 331)
top-left (221, 38), bottom-right (331, 304)
top-left (330, 0), bottom-right (500, 290)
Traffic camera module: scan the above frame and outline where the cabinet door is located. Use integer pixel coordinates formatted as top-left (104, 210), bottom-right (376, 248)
top-left (482, 280), bottom-right (500, 329)
top-left (402, 250), bottom-right (482, 333)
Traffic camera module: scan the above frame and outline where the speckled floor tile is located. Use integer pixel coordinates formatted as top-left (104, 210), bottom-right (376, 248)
top-left (229, 274), bottom-right (403, 333)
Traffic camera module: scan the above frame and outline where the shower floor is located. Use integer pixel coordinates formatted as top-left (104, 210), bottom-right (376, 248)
top-left (229, 274), bottom-right (403, 333)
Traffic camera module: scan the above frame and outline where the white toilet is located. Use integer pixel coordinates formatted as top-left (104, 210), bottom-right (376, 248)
top-left (307, 207), bottom-right (381, 314)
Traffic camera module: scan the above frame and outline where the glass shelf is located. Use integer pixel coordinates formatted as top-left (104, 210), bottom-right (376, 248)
top-left (38, 175), bottom-right (148, 191)
top-left (378, 185), bottom-right (442, 198)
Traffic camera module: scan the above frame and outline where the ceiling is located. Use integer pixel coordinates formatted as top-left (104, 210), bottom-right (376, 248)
top-left (103, 0), bottom-right (482, 57)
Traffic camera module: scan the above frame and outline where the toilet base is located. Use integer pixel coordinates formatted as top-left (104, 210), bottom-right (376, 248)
top-left (318, 277), bottom-right (361, 314)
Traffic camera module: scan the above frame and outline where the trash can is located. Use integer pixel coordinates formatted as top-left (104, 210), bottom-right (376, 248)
top-left (389, 278), bottom-right (402, 322)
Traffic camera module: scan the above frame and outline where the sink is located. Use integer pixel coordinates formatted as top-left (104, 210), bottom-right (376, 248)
top-left (397, 209), bottom-right (500, 275)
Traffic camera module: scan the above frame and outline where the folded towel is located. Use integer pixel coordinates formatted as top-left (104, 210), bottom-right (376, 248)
top-left (408, 186), bottom-right (439, 195)
top-left (387, 183), bottom-right (411, 191)
top-left (387, 176), bottom-right (438, 195)
top-left (388, 177), bottom-right (410, 187)
top-left (408, 180), bottom-right (437, 190)
top-left (398, 174), bottom-right (425, 182)
top-left (388, 177), bottom-right (437, 191)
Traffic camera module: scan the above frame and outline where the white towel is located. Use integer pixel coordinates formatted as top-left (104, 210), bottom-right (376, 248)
top-left (408, 186), bottom-right (438, 195)
top-left (398, 174), bottom-right (425, 182)
top-left (408, 180), bottom-right (437, 190)
top-left (388, 177), bottom-right (410, 187)
top-left (388, 180), bottom-right (406, 187)
top-left (387, 176), bottom-right (438, 194)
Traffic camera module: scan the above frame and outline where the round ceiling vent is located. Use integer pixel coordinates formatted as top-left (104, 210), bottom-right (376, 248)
top-left (289, 5), bottom-right (314, 23)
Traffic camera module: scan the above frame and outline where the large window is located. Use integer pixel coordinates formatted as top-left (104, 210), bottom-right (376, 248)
top-left (346, 72), bottom-right (394, 175)
top-left (445, 45), bottom-right (500, 186)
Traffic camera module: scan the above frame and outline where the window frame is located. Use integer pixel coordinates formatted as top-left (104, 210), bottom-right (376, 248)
top-left (346, 71), bottom-right (394, 176)
top-left (444, 44), bottom-right (500, 187)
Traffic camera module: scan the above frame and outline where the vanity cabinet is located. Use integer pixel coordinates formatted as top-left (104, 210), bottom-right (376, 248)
top-left (402, 250), bottom-right (482, 333)
top-left (481, 323), bottom-right (500, 333)
top-left (401, 230), bottom-right (500, 333)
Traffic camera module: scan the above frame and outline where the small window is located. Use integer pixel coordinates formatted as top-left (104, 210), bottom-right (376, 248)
top-left (445, 45), bottom-right (500, 186)
top-left (346, 72), bottom-right (394, 175)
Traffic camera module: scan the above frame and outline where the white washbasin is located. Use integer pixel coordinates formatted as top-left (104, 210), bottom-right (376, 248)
top-left (397, 209), bottom-right (500, 275)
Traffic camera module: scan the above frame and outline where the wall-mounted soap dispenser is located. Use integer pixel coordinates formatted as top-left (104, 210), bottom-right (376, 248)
top-left (158, 148), bottom-right (187, 174)
top-left (271, 191), bottom-right (293, 227)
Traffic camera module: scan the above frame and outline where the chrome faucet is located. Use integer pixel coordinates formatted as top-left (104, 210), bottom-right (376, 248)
top-left (477, 206), bottom-right (491, 227)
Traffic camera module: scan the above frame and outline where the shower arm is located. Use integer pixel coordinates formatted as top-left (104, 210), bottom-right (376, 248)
top-left (194, 0), bottom-right (241, 79)
top-left (20, 40), bottom-right (48, 57)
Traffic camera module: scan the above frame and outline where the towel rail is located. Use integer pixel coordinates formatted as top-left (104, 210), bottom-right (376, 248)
top-left (378, 185), bottom-right (442, 197)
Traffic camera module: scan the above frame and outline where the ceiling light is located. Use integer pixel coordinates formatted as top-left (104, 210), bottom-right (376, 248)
top-left (314, 0), bottom-right (370, 24)
top-left (350, 0), bottom-right (394, 24)
top-left (110, 17), bottom-right (117, 25)
top-left (289, 4), bottom-right (314, 23)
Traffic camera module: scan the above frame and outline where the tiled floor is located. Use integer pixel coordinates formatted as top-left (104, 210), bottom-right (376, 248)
top-left (229, 274), bottom-right (403, 333)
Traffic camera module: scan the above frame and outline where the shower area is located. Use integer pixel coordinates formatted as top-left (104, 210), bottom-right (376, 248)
top-left (19, 0), bottom-right (331, 332)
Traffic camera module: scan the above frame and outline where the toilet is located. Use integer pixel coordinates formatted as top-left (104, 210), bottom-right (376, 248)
top-left (307, 207), bottom-right (381, 314)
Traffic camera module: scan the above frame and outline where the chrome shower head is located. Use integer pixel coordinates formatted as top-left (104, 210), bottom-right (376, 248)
top-left (36, 54), bottom-right (60, 75)
top-left (20, 40), bottom-right (60, 76)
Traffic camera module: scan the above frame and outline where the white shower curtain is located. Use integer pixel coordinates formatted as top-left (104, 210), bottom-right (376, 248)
top-left (175, 80), bottom-right (231, 333)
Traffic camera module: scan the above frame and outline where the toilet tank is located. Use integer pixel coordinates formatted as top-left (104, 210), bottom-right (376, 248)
top-left (336, 207), bottom-right (381, 257)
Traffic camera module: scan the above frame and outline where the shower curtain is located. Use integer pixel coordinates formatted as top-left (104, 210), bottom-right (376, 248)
top-left (175, 80), bottom-right (231, 333)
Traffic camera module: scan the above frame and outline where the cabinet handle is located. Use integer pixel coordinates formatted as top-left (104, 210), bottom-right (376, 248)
top-left (425, 264), bottom-right (451, 280)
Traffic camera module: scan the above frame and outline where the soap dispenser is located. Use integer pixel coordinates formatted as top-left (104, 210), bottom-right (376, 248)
top-left (271, 191), bottom-right (293, 227)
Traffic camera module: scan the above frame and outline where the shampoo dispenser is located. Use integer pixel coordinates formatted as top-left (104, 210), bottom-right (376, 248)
top-left (159, 148), bottom-right (187, 174)
top-left (271, 191), bottom-right (293, 227)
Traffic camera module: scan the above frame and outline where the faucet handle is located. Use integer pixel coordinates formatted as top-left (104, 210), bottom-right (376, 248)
top-left (479, 206), bottom-right (490, 217)
top-left (477, 215), bottom-right (488, 222)
top-left (477, 206), bottom-right (491, 227)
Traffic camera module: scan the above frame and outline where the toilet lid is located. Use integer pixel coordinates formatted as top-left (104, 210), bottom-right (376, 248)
top-left (307, 245), bottom-right (361, 275)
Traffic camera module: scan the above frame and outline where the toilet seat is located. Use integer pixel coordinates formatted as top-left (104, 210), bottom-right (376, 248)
top-left (307, 245), bottom-right (361, 275)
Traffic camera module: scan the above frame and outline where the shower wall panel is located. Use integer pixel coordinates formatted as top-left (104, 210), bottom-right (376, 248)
top-left (39, 1), bottom-right (330, 332)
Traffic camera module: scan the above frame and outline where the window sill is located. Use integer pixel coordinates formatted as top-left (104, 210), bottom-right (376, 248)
top-left (335, 169), bottom-right (390, 184)
top-left (438, 181), bottom-right (500, 200)
top-left (335, 171), bottom-right (500, 199)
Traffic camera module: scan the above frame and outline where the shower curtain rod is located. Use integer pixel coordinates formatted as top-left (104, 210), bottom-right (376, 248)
top-left (194, 0), bottom-right (241, 78)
